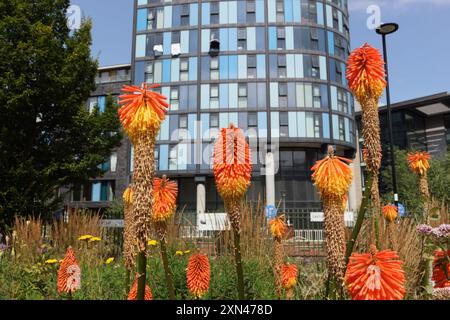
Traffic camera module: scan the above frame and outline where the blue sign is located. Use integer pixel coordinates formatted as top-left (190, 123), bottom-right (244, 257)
top-left (265, 205), bottom-right (277, 219)
top-left (398, 203), bottom-right (406, 217)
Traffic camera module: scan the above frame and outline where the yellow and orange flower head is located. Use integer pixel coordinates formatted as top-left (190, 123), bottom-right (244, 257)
top-left (432, 250), bottom-right (450, 289)
top-left (345, 246), bottom-right (406, 300)
top-left (187, 253), bottom-right (211, 299)
top-left (213, 123), bottom-right (252, 201)
top-left (281, 263), bottom-right (298, 290)
top-left (407, 151), bottom-right (430, 176)
top-left (118, 83), bottom-right (169, 142)
top-left (123, 186), bottom-right (133, 206)
top-left (346, 43), bottom-right (386, 104)
top-left (57, 247), bottom-right (81, 294)
top-left (269, 215), bottom-right (287, 240)
top-left (128, 274), bottom-right (153, 300)
top-left (311, 149), bottom-right (353, 198)
top-left (152, 175), bottom-right (178, 222)
top-left (382, 204), bottom-right (398, 223)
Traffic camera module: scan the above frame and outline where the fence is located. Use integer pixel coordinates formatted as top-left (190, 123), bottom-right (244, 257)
top-left (101, 203), bottom-right (344, 258)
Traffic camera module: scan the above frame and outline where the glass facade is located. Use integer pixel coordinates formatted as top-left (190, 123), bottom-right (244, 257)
top-left (132, 0), bottom-right (355, 210)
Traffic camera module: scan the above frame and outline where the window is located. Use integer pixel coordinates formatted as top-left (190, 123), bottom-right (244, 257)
top-left (313, 85), bottom-right (321, 108)
top-left (180, 59), bottom-right (189, 81)
top-left (279, 83), bottom-right (288, 108)
top-left (179, 115), bottom-right (187, 129)
top-left (238, 83), bottom-right (247, 108)
top-left (247, 55), bottom-right (257, 79)
top-left (248, 113), bottom-right (258, 127)
top-left (237, 28), bottom-right (247, 51)
top-left (180, 4), bottom-right (190, 26)
top-left (337, 87), bottom-right (348, 113)
top-left (310, 28), bottom-right (319, 50)
top-left (311, 56), bottom-right (320, 78)
top-left (314, 114), bottom-right (321, 138)
top-left (246, 1), bottom-right (256, 22)
top-left (280, 112), bottom-right (289, 137)
top-left (210, 113), bottom-right (219, 127)
top-left (339, 117), bottom-right (345, 140)
top-left (276, 0), bottom-right (284, 22)
top-left (169, 146), bottom-right (177, 170)
top-left (147, 9), bottom-right (155, 30)
top-left (145, 61), bottom-right (153, 83)
top-left (278, 55), bottom-right (286, 78)
top-left (277, 27), bottom-right (285, 50)
top-left (210, 85), bottom-right (219, 109)
top-left (210, 2), bottom-right (219, 24)
top-left (210, 57), bottom-right (219, 80)
top-left (170, 87), bottom-right (179, 110)
top-left (336, 61), bottom-right (343, 83)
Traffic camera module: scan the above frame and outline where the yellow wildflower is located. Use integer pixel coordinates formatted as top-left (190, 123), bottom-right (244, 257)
top-left (184, 250), bottom-right (191, 254)
top-left (45, 259), bottom-right (58, 264)
top-left (78, 235), bottom-right (93, 241)
top-left (105, 257), bottom-right (114, 264)
top-left (88, 236), bottom-right (101, 242)
top-left (147, 239), bottom-right (158, 246)
top-left (175, 251), bottom-right (184, 256)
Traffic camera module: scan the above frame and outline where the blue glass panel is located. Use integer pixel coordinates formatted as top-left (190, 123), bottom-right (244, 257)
top-left (257, 55), bottom-right (266, 78)
top-left (288, 112), bottom-right (297, 137)
top-left (256, 0), bottom-right (265, 22)
top-left (137, 9), bottom-right (147, 31)
top-left (134, 61), bottom-right (145, 85)
top-left (201, 113), bottom-right (209, 139)
top-left (318, 3), bottom-right (325, 25)
top-left (163, 32), bottom-right (171, 55)
top-left (271, 112), bottom-right (279, 138)
top-left (159, 144), bottom-right (169, 171)
top-left (220, 28), bottom-right (229, 51)
top-left (188, 114), bottom-right (197, 140)
top-left (228, 28), bottom-right (237, 51)
top-left (202, 3), bottom-right (210, 25)
top-left (228, 55), bottom-right (238, 79)
top-left (220, 84), bottom-right (228, 109)
top-left (189, 57), bottom-right (197, 81)
top-left (332, 114), bottom-right (339, 140)
top-left (328, 31), bottom-right (334, 55)
top-left (135, 35), bottom-right (146, 57)
top-left (190, 3), bottom-right (198, 26)
top-left (219, 56), bottom-right (229, 80)
top-left (163, 59), bottom-right (171, 83)
top-left (284, 0), bottom-right (293, 22)
top-left (293, 0), bottom-right (301, 22)
top-left (258, 112), bottom-right (267, 138)
top-left (268, 0), bottom-right (276, 22)
top-left (268, 27), bottom-right (277, 50)
top-left (322, 113), bottom-right (330, 139)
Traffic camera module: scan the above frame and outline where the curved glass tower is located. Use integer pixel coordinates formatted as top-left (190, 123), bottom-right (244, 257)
top-left (131, 0), bottom-right (355, 214)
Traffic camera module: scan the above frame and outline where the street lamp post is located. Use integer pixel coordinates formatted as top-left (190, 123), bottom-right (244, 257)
top-left (376, 23), bottom-right (399, 207)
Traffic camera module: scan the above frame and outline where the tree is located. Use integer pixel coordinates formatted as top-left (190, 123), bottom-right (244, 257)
top-left (0, 0), bottom-right (122, 229)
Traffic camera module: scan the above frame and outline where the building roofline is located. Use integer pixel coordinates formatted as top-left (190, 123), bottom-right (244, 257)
top-left (355, 92), bottom-right (450, 117)
top-left (98, 64), bottom-right (131, 71)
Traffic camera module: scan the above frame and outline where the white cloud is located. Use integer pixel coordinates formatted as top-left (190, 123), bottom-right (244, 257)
top-left (348, 0), bottom-right (450, 12)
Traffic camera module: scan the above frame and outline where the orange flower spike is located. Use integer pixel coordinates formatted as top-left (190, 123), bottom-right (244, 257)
top-left (382, 204), bottom-right (398, 223)
top-left (311, 151), bottom-right (353, 198)
top-left (187, 253), bottom-right (211, 299)
top-left (128, 274), bottom-right (153, 300)
top-left (118, 83), bottom-right (169, 142)
top-left (152, 175), bottom-right (178, 222)
top-left (346, 43), bottom-right (387, 103)
top-left (269, 216), bottom-right (287, 240)
top-left (57, 247), bottom-right (81, 294)
top-left (345, 248), bottom-right (406, 300)
top-left (407, 151), bottom-right (430, 176)
top-left (281, 264), bottom-right (298, 290)
top-left (213, 123), bottom-right (252, 200)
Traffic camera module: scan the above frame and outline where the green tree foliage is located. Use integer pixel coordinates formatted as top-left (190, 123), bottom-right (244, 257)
top-left (381, 148), bottom-right (450, 218)
top-left (0, 0), bottom-right (122, 228)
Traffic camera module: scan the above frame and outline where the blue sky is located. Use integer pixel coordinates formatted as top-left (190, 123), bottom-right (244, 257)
top-left (71, 0), bottom-right (450, 103)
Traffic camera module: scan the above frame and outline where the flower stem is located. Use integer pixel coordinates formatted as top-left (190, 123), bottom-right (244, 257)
top-left (345, 173), bottom-right (373, 265)
top-left (159, 238), bottom-right (176, 300)
top-left (136, 250), bottom-right (146, 300)
top-left (233, 228), bottom-right (245, 300)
